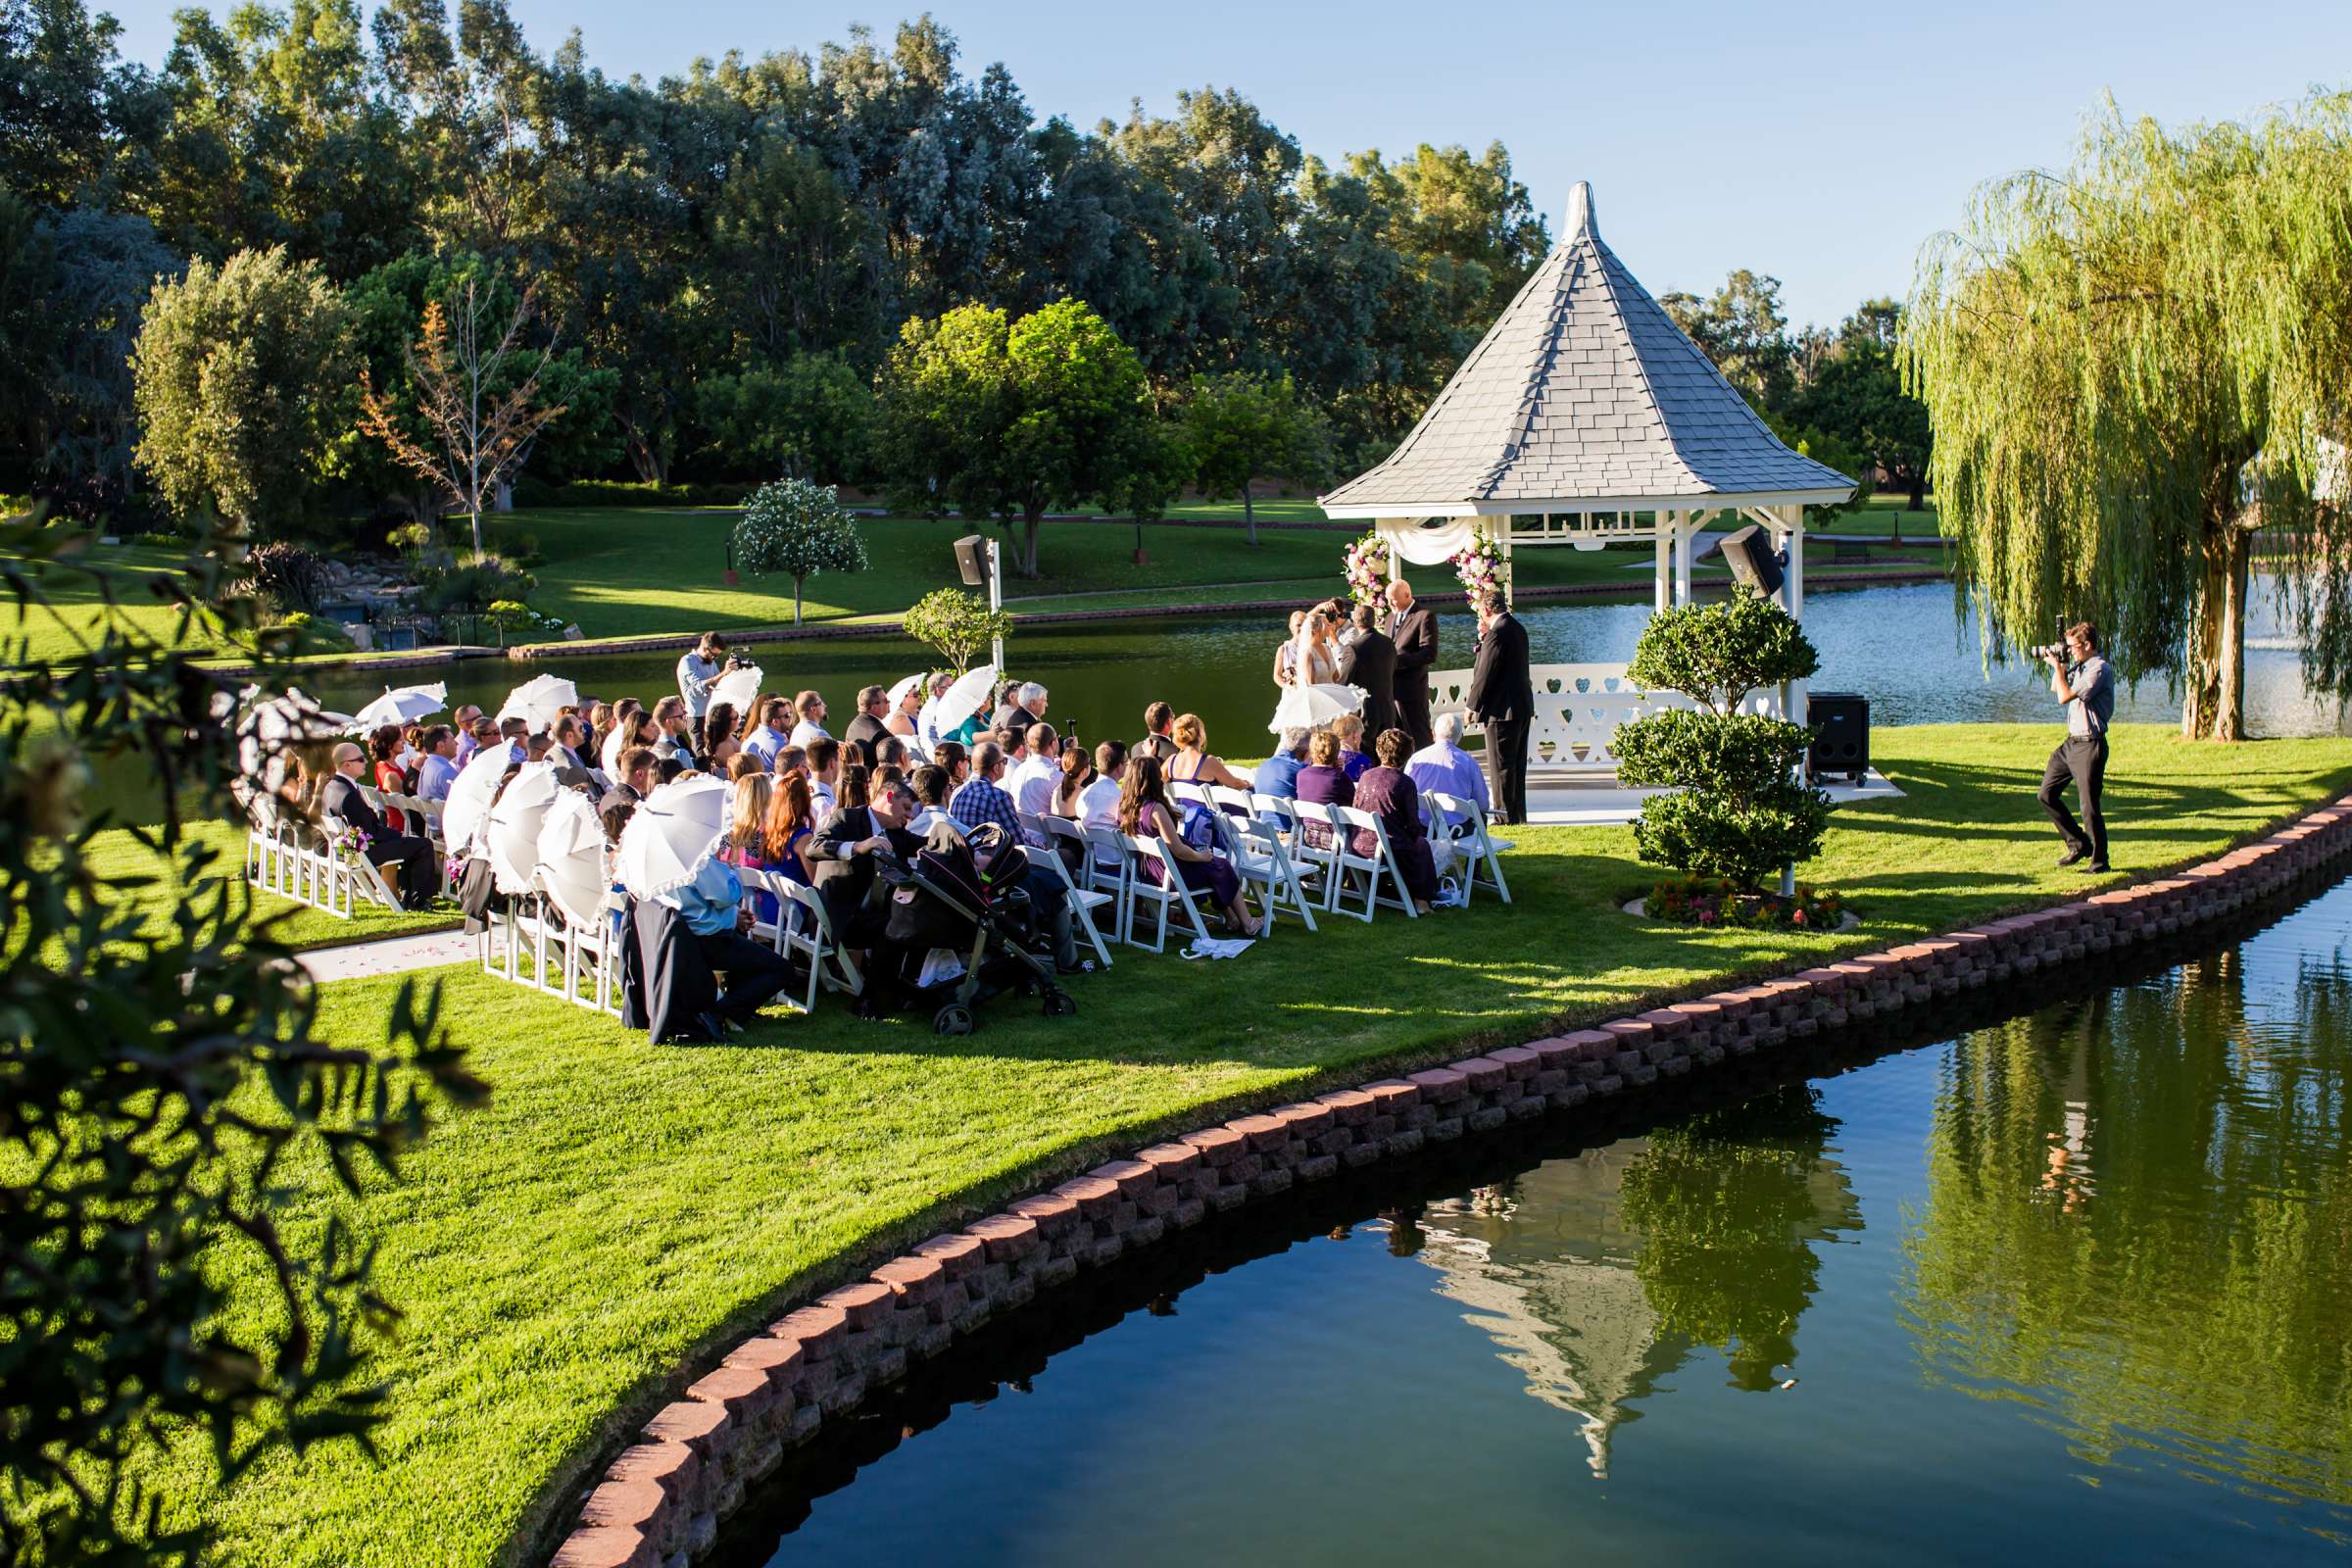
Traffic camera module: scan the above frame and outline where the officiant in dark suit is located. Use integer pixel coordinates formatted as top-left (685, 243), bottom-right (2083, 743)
top-left (1387, 578), bottom-right (1438, 748)
top-left (1465, 588), bottom-right (1534, 825)
top-left (1344, 604), bottom-right (1398, 739)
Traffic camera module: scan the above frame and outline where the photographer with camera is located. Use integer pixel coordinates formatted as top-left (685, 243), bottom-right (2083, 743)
top-left (2037, 621), bottom-right (2114, 873)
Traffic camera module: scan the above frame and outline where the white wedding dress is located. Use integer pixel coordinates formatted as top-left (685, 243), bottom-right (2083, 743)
top-left (1269, 633), bottom-right (1365, 733)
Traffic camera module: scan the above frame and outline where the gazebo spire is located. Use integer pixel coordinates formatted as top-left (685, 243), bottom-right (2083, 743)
top-left (1565, 179), bottom-right (1595, 241)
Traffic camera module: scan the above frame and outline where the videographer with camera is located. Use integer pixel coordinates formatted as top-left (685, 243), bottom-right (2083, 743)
top-left (2037, 621), bottom-right (2114, 873)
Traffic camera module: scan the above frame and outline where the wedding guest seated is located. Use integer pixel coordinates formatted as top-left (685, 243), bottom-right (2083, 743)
top-left (1333, 712), bottom-right (1372, 782)
top-left (876, 735), bottom-right (910, 771)
top-left (1404, 711), bottom-right (1490, 832)
top-left (1075, 740), bottom-right (1126, 830)
top-left (1252, 726), bottom-right (1309, 801)
top-left (1008, 723), bottom-right (1061, 838)
top-left (1351, 727), bottom-right (1439, 913)
top-left (1165, 712), bottom-right (1254, 795)
top-left (726, 752), bottom-right (764, 784)
top-left (806, 736), bottom-right (842, 822)
top-left (908, 764), bottom-right (956, 836)
top-left (1117, 755), bottom-right (1260, 937)
top-left (788, 689), bottom-right (830, 748)
top-left (654, 852), bottom-right (794, 1036)
top-left (844, 683), bottom-right (892, 769)
top-left (948, 741), bottom-right (1022, 840)
top-left (773, 743), bottom-right (806, 778)
top-left (416, 724), bottom-right (459, 803)
top-left (1294, 728), bottom-right (1355, 849)
top-left (743, 698), bottom-right (791, 769)
top-left (498, 715), bottom-right (529, 762)
top-left (933, 740), bottom-right (969, 791)
top-left (1133, 701), bottom-right (1177, 763)
top-left (704, 702), bottom-right (740, 759)
top-left (319, 741), bottom-right (438, 909)
top-left (887, 678), bottom-right (926, 753)
top-left (452, 705), bottom-right (484, 764)
top-left (720, 773), bottom-right (782, 921)
top-left (760, 770), bottom-right (819, 884)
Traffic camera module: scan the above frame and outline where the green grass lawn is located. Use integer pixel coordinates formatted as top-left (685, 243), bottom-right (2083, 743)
top-left (121, 722), bottom-right (2352, 1567)
top-left (1, 540), bottom-right (237, 663)
top-left (81, 818), bottom-right (461, 950)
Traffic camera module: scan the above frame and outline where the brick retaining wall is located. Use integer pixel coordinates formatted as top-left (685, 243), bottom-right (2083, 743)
top-left (543, 795), bottom-right (2352, 1568)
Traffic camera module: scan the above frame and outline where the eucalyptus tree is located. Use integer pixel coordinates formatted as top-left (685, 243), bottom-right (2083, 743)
top-left (1907, 93), bottom-right (2352, 740)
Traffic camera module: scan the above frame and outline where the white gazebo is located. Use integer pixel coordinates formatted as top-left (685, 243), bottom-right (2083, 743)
top-left (1318, 181), bottom-right (1886, 820)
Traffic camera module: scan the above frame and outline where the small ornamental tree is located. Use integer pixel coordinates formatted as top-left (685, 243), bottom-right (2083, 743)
top-left (1614, 591), bottom-right (1829, 891)
top-left (902, 586), bottom-right (1010, 674)
top-left (733, 478), bottom-right (868, 625)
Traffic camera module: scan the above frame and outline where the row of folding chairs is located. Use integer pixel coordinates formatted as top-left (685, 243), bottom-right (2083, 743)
top-left (1167, 782), bottom-right (1513, 922)
top-left (245, 815), bottom-right (401, 918)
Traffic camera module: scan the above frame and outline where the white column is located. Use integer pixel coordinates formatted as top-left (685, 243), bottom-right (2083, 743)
top-left (1673, 511), bottom-right (1697, 606)
top-left (1785, 504), bottom-right (1807, 729)
top-left (1653, 513), bottom-right (1671, 613)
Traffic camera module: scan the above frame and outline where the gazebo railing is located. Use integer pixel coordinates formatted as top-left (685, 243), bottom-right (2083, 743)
top-left (1427, 662), bottom-right (1781, 777)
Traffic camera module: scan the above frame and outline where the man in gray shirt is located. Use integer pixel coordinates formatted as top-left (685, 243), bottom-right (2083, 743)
top-left (2038, 620), bottom-right (2114, 872)
top-left (676, 631), bottom-right (724, 748)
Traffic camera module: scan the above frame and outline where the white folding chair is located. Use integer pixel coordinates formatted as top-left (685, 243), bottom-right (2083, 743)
top-left (1207, 783), bottom-right (1255, 817)
top-left (1081, 824), bottom-right (1132, 938)
top-left (778, 877), bottom-right (863, 1013)
top-left (1119, 832), bottom-right (1218, 953)
top-left (1333, 804), bottom-right (1421, 917)
top-left (1024, 836), bottom-right (1115, 969)
top-left (319, 808), bottom-right (404, 914)
top-left (1169, 781), bottom-right (1212, 812)
top-left (1427, 790), bottom-right (1513, 904)
top-left (1225, 813), bottom-right (1317, 932)
top-left (535, 868), bottom-right (622, 1014)
top-left (1288, 800), bottom-right (1348, 915)
top-left (384, 791), bottom-right (445, 855)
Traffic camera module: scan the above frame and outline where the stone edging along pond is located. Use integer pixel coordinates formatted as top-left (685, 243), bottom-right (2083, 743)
top-left (542, 794), bottom-right (2352, 1568)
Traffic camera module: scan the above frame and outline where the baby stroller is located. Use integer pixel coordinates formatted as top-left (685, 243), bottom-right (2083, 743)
top-left (880, 821), bottom-right (1077, 1036)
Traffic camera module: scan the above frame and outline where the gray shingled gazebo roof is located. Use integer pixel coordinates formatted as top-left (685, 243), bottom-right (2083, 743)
top-left (1319, 182), bottom-right (1856, 518)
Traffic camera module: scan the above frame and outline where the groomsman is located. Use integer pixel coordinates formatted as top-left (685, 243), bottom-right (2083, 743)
top-left (1345, 604), bottom-right (1398, 739)
top-left (1387, 578), bottom-right (1438, 749)
top-left (1465, 588), bottom-right (1533, 825)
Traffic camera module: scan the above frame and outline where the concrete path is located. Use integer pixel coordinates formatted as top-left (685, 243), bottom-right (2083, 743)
top-left (298, 926), bottom-right (476, 983)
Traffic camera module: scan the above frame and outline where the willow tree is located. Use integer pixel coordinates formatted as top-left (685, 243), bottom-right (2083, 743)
top-left (1906, 93), bottom-right (2352, 740)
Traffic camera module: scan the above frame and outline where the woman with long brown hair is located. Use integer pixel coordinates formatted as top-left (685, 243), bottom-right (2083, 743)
top-left (1116, 755), bottom-right (1258, 937)
top-left (761, 770), bottom-right (818, 885)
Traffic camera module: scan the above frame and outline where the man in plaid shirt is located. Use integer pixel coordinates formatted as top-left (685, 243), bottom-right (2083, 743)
top-left (949, 740), bottom-right (1024, 840)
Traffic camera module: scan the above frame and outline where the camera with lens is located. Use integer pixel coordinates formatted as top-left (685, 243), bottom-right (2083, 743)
top-left (2031, 643), bottom-right (2069, 662)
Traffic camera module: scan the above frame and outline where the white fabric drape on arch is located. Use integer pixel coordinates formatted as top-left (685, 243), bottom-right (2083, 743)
top-left (1374, 515), bottom-right (1483, 565)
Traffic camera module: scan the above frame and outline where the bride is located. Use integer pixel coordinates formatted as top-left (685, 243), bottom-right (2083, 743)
top-left (1270, 606), bottom-right (1364, 733)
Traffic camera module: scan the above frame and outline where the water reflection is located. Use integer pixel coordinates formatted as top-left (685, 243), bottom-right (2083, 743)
top-left (732, 879), bottom-right (2352, 1566)
top-left (1903, 933), bottom-right (2352, 1516)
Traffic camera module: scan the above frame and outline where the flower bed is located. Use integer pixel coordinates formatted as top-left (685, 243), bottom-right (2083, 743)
top-left (1637, 874), bottom-right (1848, 932)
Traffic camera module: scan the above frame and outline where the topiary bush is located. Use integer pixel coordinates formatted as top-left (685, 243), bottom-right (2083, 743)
top-left (734, 477), bottom-right (868, 625)
top-left (902, 586), bottom-right (1011, 674)
top-left (1616, 591), bottom-right (1831, 892)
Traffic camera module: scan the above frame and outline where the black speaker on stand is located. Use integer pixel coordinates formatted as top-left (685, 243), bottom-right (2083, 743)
top-left (1807, 692), bottom-right (1870, 782)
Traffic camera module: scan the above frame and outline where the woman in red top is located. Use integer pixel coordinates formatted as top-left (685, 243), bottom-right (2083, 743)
top-left (368, 725), bottom-right (408, 833)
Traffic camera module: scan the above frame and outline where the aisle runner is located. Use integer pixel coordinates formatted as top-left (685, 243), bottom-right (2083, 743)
top-left (298, 927), bottom-right (474, 983)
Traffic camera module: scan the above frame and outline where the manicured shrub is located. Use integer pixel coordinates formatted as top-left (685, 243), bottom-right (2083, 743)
top-left (902, 586), bottom-right (1011, 674)
top-left (1616, 592), bottom-right (1830, 891)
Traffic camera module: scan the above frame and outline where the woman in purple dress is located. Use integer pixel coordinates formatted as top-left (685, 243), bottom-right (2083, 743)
top-left (1117, 755), bottom-right (1260, 937)
top-left (1349, 727), bottom-right (1438, 913)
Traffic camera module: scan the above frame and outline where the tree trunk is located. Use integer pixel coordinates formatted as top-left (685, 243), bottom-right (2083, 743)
top-left (468, 506), bottom-right (485, 564)
top-left (2181, 522), bottom-right (2250, 740)
top-left (1243, 481), bottom-right (1257, 547)
top-left (1020, 511), bottom-right (1043, 578)
top-left (1906, 471), bottom-right (1925, 511)
top-left (625, 426), bottom-right (666, 485)
top-left (793, 575), bottom-right (805, 626)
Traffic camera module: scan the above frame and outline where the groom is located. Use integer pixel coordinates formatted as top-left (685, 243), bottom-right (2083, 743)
top-left (1387, 579), bottom-right (1438, 750)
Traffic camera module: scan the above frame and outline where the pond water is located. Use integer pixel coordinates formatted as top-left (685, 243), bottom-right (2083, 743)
top-left (294, 579), bottom-right (2344, 748)
top-left (714, 872), bottom-right (2352, 1566)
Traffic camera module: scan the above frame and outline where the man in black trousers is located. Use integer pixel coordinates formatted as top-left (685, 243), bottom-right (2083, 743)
top-left (2038, 620), bottom-right (2115, 872)
top-left (1465, 588), bottom-right (1533, 825)
top-left (1387, 578), bottom-right (1439, 749)
top-left (1344, 603), bottom-right (1398, 740)
top-left (318, 741), bottom-right (440, 908)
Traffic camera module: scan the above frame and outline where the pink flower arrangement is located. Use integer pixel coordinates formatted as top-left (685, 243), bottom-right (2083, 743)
top-left (1345, 531), bottom-right (1392, 619)
top-left (1450, 525), bottom-right (1509, 610)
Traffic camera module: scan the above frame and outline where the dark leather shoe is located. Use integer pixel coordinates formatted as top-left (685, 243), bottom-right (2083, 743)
top-left (2056, 848), bottom-right (2086, 867)
top-left (2079, 861), bottom-right (2111, 874)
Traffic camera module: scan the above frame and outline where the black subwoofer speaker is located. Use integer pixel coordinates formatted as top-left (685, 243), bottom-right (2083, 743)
top-left (1807, 692), bottom-right (1869, 781)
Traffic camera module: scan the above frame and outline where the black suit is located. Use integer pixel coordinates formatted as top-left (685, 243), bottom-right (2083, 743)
top-left (1347, 629), bottom-right (1399, 741)
top-left (843, 712), bottom-right (891, 772)
top-left (1466, 611), bottom-right (1535, 825)
top-left (1391, 604), bottom-right (1439, 749)
top-left (808, 808), bottom-right (926, 941)
top-left (319, 773), bottom-right (437, 908)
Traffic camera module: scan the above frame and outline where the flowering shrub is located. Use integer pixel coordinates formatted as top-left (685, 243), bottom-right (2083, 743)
top-left (1344, 531), bottom-right (1391, 618)
top-left (1643, 874), bottom-right (1845, 932)
top-left (734, 477), bottom-right (870, 624)
top-left (1450, 524), bottom-right (1508, 609)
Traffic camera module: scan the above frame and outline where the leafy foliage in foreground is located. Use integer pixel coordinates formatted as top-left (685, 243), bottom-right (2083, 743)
top-left (0, 519), bottom-right (480, 1562)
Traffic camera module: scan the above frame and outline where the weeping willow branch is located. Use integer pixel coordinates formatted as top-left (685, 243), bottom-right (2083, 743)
top-left (1904, 90), bottom-right (2352, 740)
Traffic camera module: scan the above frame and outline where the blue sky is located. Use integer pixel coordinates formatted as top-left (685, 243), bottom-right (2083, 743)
top-left (100, 0), bottom-right (2352, 329)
